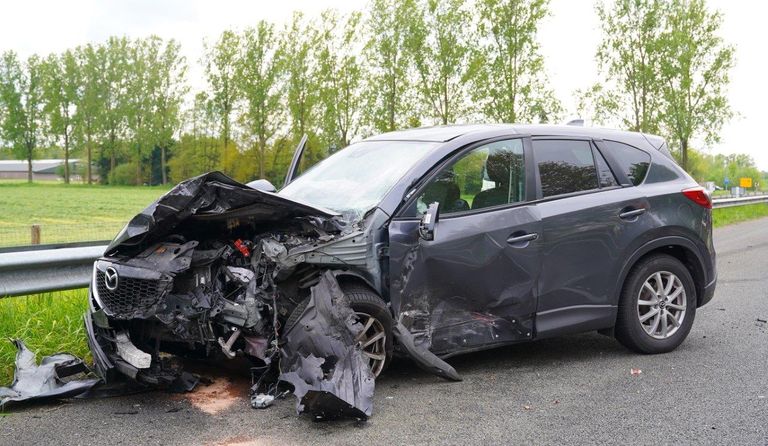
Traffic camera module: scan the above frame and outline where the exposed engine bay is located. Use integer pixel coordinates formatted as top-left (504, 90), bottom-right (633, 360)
top-left (84, 172), bottom-right (459, 420)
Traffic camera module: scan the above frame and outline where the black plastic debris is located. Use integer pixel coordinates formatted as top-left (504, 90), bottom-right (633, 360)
top-left (0, 339), bottom-right (101, 409)
top-left (278, 272), bottom-right (375, 420)
top-left (392, 322), bottom-right (462, 382)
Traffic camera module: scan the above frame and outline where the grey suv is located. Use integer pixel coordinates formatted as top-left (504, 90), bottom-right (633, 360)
top-left (86, 124), bottom-right (716, 411)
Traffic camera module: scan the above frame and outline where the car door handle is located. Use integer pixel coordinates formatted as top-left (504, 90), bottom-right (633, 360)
top-left (507, 232), bottom-right (539, 245)
top-left (619, 208), bottom-right (646, 219)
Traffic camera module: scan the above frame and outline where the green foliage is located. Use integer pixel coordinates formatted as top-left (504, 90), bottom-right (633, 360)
top-left (364, 0), bottom-right (418, 132)
top-left (658, 0), bottom-right (734, 170)
top-left (686, 149), bottom-right (762, 189)
top-left (108, 162), bottom-right (143, 185)
top-left (0, 290), bottom-right (90, 385)
top-left (40, 50), bottom-right (79, 183)
top-left (713, 204), bottom-right (768, 228)
top-left (585, 0), bottom-right (734, 171)
top-left (587, 0), bottom-right (665, 133)
top-left (316, 10), bottom-right (365, 148)
top-left (0, 52), bottom-right (44, 182)
top-left (203, 30), bottom-right (240, 150)
top-left (239, 20), bottom-right (282, 178)
top-left (469, 0), bottom-right (561, 123)
top-left (406, 0), bottom-right (472, 124)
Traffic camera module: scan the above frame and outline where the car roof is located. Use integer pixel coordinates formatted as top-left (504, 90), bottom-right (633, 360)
top-left (364, 124), bottom-right (664, 151)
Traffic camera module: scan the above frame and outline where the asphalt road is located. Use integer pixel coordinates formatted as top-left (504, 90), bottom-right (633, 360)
top-left (2, 218), bottom-right (767, 445)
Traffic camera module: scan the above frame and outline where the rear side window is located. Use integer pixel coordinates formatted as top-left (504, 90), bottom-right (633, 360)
top-left (603, 141), bottom-right (651, 185)
top-left (533, 140), bottom-right (598, 197)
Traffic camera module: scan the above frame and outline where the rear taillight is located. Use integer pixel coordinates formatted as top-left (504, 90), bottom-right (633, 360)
top-left (682, 186), bottom-right (712, 209)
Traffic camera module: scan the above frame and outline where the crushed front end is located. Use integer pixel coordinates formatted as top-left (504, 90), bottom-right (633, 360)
top-left (84, 171), bottom-right (382, 417)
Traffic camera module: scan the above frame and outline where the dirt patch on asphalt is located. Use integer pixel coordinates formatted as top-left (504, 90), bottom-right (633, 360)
top-left (209, 435), bottom-right (284, 446)
top-left (177, 361), bottom-right (252, 415)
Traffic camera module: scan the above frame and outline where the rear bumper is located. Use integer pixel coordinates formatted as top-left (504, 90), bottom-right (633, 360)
top-left (699, 274), bottom-right (717, 307)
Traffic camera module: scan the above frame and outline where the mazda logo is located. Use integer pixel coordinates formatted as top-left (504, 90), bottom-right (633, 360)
top-left (104, 267), bottom-right (119, 291)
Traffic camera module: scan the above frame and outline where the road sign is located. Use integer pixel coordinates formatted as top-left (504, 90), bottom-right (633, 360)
top-left (740, 177), bottom-right (753, 188)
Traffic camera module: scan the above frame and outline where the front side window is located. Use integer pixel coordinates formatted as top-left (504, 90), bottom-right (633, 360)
top-left (534, 139), bottom-right (599, 197)
top-left (409, 139), bottom-right (526, 216)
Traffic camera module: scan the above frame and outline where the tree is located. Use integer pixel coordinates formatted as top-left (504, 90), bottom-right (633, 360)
top-left (150, 38), bottom-right (187, 184)
top-left (99, 37), bottom-right (130, 179)
top-left (239, 21), bottom-right (282, 179)
top-left (0, 52), bottom-right (44, 182)
top-left (41, 50), bottom-right (80, 183)
top-left (470, 0), bottom-right (561, 123)
top-left (204, 30), bottom-right (240, 166)
top-left (658, 0), bottom-right (734, 170)
top-left (586, 0), bottom-right (665, 132)
top-left (280, 12), bottom-right (320, 141)
top-left (406, 0), bottom-right (472, 125)
top-left (364, 0), bottom-right (418, 132)
top-left (76, 44), bottom-right (103, 184)
top-left (316, 10), bottom-right (365, 148)
top-left (124, 37), bottom-right (158, 185)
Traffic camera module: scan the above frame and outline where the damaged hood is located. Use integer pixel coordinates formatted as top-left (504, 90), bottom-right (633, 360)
top-left (105, 171), bottom-right (339, 256)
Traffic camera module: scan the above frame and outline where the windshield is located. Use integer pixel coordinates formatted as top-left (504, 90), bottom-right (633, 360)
top-left (280, 140), bottom-right (438, 218)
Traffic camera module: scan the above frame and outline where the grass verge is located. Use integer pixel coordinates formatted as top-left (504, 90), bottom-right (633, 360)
top-left (712, 203), bottom-right (768, 228)
top-left (0, 289), bottom-right (90, 385)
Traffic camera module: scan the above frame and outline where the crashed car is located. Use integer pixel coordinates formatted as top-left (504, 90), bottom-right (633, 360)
top-left (86, 124), bottom-right (716, 417)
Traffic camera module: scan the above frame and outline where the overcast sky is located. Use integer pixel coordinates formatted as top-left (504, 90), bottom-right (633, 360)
top-left (2, 0), bottom-right (766, 169)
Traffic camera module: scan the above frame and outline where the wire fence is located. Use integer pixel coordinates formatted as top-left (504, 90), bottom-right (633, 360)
top-left (0, 222), bottom-right (121, 248)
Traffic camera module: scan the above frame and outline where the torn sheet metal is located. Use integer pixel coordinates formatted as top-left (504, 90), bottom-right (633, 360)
top-left (278, 271), bottom-right (375, 420)
top-left (387, 215), bottom-right (538, 357)
top-left (0, 340), bottom-right (100, 409)
top-left (105, 171), bottom-right (340, 256)
top-left (392, 322), bottom-right (461, 381)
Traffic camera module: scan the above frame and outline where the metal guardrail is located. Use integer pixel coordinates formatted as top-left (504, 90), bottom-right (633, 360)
top-left (712, 194), bottom-right (768, 208)
top-left (0, 244), bottom-right (106, 297)
top-left (0, 194), bottom-right (766, 298)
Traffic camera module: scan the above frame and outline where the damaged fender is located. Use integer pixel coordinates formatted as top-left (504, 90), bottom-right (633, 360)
top-left (0, 340), bottom-right (100, 409)
top-left (278, 271), bottom-right (375, 420)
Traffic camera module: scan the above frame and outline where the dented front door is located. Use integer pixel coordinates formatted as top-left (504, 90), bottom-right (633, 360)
top-left (387, 136), bottom-right (541, 356)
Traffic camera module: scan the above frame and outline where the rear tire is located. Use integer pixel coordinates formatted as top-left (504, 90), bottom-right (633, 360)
top-left (615, 254), bottom-right (697, 354)
top-left (284, 282), bottom-right (393, 377)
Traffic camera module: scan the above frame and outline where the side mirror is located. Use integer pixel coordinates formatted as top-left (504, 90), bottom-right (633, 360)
top-left (418, 202), bottom-right (440, 241)
top-left (246, 179), bottom-right (277, 192)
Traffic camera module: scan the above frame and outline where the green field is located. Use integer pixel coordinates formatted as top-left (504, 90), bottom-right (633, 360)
top-left (0, 182), bottom-right (168, 247)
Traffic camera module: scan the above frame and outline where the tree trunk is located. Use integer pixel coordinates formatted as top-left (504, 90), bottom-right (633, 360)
top-left (136, 143), bottom-right (142, 185)
top-left (26, 149), bottom-right (33, 183)
top-left (63, 131), bottom-right (70, 184)
top-left (161, 146), bottom-right (168, 184)
top-left (259, 137), bottom-right (265, 179)
top-left (681, 138), bottom-right (688, 172)
top-left (86, 134), bottom-right (92, 185)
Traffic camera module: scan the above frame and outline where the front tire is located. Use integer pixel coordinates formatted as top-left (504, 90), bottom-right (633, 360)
top-left (615, 254), bottom-right (697, 354)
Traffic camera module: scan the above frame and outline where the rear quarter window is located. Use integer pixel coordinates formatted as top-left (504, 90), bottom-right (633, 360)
top-left (603, 140), bottom-right (651, 186)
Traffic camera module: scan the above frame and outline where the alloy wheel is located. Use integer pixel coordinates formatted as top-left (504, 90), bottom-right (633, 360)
top-left (354, 311), bottom-right (387, 377)
top-left (637, 271), bottom-right (687, 340)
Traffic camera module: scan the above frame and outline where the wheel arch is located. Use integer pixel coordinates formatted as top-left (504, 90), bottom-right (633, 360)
top-left (614, 237), bottom-right (708, 309)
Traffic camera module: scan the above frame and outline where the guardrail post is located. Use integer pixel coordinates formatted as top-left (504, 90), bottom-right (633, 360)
top-left (31, 224), bottom-right (41, 245)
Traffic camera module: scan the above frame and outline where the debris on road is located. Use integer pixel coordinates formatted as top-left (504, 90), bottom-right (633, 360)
top-left (0, 340), bottom-right (100, 410)
top-left (630, 368), bottom-right (642, 376)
